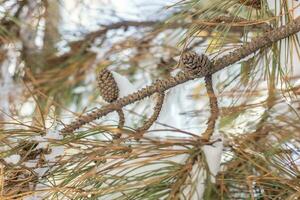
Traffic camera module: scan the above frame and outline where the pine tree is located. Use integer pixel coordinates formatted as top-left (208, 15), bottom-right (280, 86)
top-left (1, 0), bottom-right (300, 199)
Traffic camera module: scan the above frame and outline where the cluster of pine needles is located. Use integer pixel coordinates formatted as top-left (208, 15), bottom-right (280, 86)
top-left (0, 0), bottom-right (300, 199)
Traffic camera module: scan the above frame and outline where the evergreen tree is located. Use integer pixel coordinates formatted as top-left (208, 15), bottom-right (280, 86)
top-left (1, 0), bottom-right (300, 199)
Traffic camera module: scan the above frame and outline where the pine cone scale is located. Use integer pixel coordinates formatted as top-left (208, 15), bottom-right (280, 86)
top-left (97, 69), bottom-right (119, 103)
top-left (181, 51), bottom-right (211, 75)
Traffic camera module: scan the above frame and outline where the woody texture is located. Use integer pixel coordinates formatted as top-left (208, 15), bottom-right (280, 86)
top-left (61, 17), bottom-right (300, 138)
top-left (97, 69), bottom-right (119, 103)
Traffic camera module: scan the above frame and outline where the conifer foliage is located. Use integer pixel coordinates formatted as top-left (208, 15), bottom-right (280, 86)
top-left (1, 0), bottom-right (300, 199)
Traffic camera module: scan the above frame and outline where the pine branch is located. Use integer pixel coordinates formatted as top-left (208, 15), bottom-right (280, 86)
top-left (117, 109), bottom-right (125, 129)
top-left (61, 16), bottom-right (300, 134)
top-left (115, 109), bottom-right (125, 138)
top-left (134, 92), bottom-right (165, 140)
top-left (67, 17), bottom-right (267, 55)
top-left (202, 75), bottom-right (219, 140)
top-left (67, 20), bottom-right (187, 53)
top-left (210, 15), bottom-right (272, 31)
top-left (212, 16), bottom-right (300, 72)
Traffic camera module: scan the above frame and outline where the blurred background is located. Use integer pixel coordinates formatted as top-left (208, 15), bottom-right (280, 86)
top-left (1, 0), bottom-right (300, 199)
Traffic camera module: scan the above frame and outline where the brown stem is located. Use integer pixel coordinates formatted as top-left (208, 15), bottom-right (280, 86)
top-left (67, 20), bottom-right (188, 52)
top-left (210, 15), bottom-right (272, 31)
top-left (134, 92), bottom-right (165, 140)
top-left (61, 16), bottom-right (300, 134)
top-left (67, 17), bottom-right (268, 54)
top-left (212, 16), bottom-right (300, 73)
top-left (202, 75), bottom-right (219, 141)
top-left (110, 109), bottom-right (126, 139)
top-left (116, 109), bottom-right (125, 129)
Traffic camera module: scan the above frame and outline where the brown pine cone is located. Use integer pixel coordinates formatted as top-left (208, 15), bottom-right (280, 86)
top-left (97, 69), bottom-right (119, 103)
top-left (181, 51), bottom-right (211, 75)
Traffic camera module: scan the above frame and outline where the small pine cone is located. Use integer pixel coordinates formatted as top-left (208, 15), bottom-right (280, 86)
top-left (181, 51), bottom-right (211, 75)
top-left (97, 69), bottom-right (119, 103)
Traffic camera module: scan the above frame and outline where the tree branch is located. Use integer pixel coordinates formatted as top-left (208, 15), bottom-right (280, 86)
top-left (134, 92), bottom-right (165, 140)
top-left (69, 17), bottom-right (269, 52)
top-left (61, 16), bottom-right (300, 134)
top-left (202, 75), bottom-right (219, 141)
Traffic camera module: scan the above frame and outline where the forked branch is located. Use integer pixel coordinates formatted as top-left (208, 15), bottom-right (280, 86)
top-left (61, 16), bottom-right (300, 134)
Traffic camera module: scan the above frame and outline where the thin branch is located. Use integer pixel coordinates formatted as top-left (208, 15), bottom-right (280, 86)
top-left (134, 92), bottom-right (165, 140)
top-left (117, 109), bottom-right (125, 129)
top-left (73, 21), bottom-right (160, 45)
top-left (61, 16), bottom-right (300, 134)
top-left (210, 16), bottom-right (272, 31)
top-left (68, 17), bottom-right (270, 52)
top-left (202, 75), bottom-right (219, 141)
top-left (212, 16), bottom-right (300, 73)
top-left (115, 109), bottom-right (125, 139)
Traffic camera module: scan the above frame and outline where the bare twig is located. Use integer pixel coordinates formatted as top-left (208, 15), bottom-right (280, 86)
top-left (211, 16), bottom-right (272, 31)
top-left (68, 17), bottom-right (270, 52)
top-left (116, 109), bottom-right (125, 129)
top-left (134, 92), bottom-right (165, 140)
top-left (70, 21), bottom-right (160, 47)
top-left (202, 75), bottom-right (219, 141)
top-left (114, 109), bottom-right (125, 139)
top-left (61, 16), bottom-right (300, 134)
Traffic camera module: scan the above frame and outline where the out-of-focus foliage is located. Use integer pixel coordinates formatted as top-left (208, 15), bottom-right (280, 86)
top-left (0, 0), bottom-right (300, 199)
